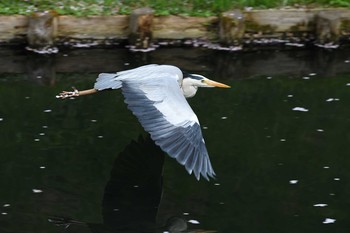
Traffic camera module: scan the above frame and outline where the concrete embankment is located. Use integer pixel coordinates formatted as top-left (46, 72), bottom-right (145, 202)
top-left (0, 8), bottom-right (350, 48)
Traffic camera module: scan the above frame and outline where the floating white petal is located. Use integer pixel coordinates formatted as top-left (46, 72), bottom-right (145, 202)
top-left (289, 180), bottom-right (298, 184)
top-left (292, 107), bottom-right (309, 112)
top-left (323, 218), bottom-right (336, 224)
top-left (313, 204), bottom-right (328, 207)
top-left (188, 219), bottom-right (200, 224)
top-left (326, 98), bottom-right (339, 102)
top-left (32, 189), bottom-right (43, 193)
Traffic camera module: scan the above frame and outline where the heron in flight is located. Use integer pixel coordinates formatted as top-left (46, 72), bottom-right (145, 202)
top-left (57, 64), bottom-right (230, 180)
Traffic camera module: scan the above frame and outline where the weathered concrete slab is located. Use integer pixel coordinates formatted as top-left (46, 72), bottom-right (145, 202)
top-left (244, 9), bottom-right (315, 33)
top-left (0, 15), bottom-right (28, 41)
top-left (219, 10), bottom-right (245, 45)
top-left (27, 11), bottom-right (58, 49)
top-left (153, 16), bottom-right (217, 39)
top-left (322, 8), bottom-right (350, 35)
top-left (57, 15), bottom-right (129, 39)
top-left (129, 7), bottom-right (154, 48)
top-left (316, 11), bottom-right (341, 44)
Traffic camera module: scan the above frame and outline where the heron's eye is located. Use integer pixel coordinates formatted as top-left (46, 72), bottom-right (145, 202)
top-left (201, 80), bottom-right (205, 83)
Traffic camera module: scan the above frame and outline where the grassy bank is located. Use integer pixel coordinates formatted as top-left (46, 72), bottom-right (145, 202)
top-left (0, 0), bottom-right (349, 16)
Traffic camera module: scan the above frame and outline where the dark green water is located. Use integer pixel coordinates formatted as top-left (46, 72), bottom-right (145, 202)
top-left (0, 47), bottom-right (350, 233)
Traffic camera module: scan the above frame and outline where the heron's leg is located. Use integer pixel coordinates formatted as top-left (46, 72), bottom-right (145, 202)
top-left (56, 87), bottom-right (98, 99)
top-left (77, 88), bottom-right (98, 96)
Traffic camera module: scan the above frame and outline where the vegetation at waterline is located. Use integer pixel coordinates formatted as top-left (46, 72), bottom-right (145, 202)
top-left (0, 0), bottom-right (349, 16)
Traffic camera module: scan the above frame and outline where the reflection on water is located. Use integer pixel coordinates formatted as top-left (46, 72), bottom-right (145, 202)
top-left (0, 47), bottom-right (350, 233)
top-left (99, 135), bottom-right (164, 232)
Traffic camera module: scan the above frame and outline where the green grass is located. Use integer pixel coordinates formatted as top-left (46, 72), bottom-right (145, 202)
top-left (0, 0), bottom-right (349, 16)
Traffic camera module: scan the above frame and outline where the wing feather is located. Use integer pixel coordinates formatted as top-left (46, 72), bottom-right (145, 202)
top-left (94, 73), bottom-right (122, 90)
top-left (177, 144), bottom-right (193, 165)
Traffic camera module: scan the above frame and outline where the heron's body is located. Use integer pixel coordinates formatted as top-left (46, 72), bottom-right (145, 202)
top-left (57, 64), bottom-right (230, 180)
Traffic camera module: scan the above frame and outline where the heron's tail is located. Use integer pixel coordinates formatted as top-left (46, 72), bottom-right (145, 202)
top-left (94, 73), bottom-right (122, 91)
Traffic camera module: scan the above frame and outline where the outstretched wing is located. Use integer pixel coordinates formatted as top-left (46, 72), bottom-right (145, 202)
top-left (120, 69), bottom-right (215, 180)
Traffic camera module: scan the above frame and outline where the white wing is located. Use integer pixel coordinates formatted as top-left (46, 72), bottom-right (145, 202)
top-left (115, 66), bottom-right (215, 180)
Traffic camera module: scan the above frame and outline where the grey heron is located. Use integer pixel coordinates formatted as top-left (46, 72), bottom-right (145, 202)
top-left (57, 64), bottom-right (230, 180)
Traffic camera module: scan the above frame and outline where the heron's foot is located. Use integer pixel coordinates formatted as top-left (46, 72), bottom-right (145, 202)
top-left (56, 87), bottom-right (79, 99)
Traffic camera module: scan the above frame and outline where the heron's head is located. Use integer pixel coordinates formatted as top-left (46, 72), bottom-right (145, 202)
top-left (182, 73), bottom-right (230, 98)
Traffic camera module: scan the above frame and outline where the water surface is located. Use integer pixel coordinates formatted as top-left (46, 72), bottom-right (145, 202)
top-left (0, 47), bottom-right (350, 233)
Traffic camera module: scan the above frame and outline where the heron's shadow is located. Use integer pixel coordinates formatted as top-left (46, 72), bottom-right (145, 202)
top-left (49, 135), bottom-right (165, 232)
top-left (100, 135), bottom-right (165, 231)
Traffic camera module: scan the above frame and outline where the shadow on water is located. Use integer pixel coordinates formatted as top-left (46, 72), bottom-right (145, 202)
top-left (45, 135), bottom-right (164, 232)
top-left (48, 135), bottom-right (212, 233)
top-left (47, 135), bottom-right (166, 232)
top-left (0, 46), bottom-right (350, 233)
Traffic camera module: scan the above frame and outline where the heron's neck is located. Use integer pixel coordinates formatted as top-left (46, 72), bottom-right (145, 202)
top-left (182, 79), bottom-right (198, 98)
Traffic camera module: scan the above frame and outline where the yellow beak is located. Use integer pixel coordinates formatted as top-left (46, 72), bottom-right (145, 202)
top-left (204, 79), bottom-right (231, 88)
